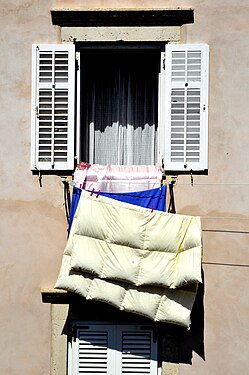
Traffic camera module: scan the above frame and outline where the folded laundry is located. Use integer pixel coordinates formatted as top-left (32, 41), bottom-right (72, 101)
top-left (73, 163), bottom-right (163, 192)
top-left (56, 191), bottom-right (202, 328)
top-left (68, 185), bottom-right (167, 233)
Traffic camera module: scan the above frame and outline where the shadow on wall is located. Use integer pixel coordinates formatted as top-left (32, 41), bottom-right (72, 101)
top-left (60, 270), bottom-right (205, 365)
top-left (161, 268), bottom-right (205, 364)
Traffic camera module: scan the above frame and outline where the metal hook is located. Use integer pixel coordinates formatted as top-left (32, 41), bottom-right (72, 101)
top-left (38, 170), bottom-right (42, 188)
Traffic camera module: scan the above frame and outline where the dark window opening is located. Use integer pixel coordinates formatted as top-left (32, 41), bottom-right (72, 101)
top-left (79, 46), bottom-right (161, 165)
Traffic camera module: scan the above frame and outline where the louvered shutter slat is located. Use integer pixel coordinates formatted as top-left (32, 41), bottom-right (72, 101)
top-left (116, 326), bottom-right (157, 375)
top-left (77, 331), bottom-right (109, 374)
top-left (163, 44), bottom-right (209, 171)
top-left (70, 325), bottom-right (157, 375)
top-left (31, 44), bottom-right (75, 171)
top-left (121, 331), bottom-right (154, 374)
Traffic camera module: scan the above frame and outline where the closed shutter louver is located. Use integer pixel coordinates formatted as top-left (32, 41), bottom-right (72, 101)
top-left (121, 332), bottom-right (152, 374)
top-left (71, 325), bottom-right (157, 375)
top-left (163, 44), bottom-right (209, 171)
top-left (31, 44), bottom-right (75, 171)
top-left (77, 330), bottom-right (109, 374)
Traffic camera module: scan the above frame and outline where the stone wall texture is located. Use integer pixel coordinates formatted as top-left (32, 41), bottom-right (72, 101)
top-left (0, 1), bottom-right (248, 374)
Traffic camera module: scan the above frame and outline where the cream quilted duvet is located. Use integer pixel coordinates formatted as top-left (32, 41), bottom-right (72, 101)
top-left (55, 191), bottom-right (202, 328)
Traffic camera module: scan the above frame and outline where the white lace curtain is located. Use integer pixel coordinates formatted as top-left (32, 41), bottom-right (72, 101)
top-left (80, 49), bottom-right (159, 165)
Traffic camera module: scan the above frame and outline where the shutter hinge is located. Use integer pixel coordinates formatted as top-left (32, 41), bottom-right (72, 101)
top-left (72, 325), bottom-right (77, 342)
top-left (76, 52), bottom-right (80, 71)
top-left (69, 323), bottom-right (77, 342)
top-left (162, 52), bottom-right (166, 70)
top-left (153, 325), bottom-right (158, 343)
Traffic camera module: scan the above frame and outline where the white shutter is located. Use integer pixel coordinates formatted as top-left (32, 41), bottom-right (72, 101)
top-left (70, 324), bottom-right (158, 375)
top-left (119, 326), bottom-right (157, 375)
top-left (71, 325), bottom-right (115, 375)
top-left (31, 44), bottom-right (75, 171)
top-left (161, 44), bottom-right (209, 171)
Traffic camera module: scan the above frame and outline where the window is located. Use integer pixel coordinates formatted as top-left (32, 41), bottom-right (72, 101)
top-left (68, 323), bottom-right (158, 375)
top-left (78, 45), bottom-right (160, 166)
top-left (31, 43), bottom-right (209, 172)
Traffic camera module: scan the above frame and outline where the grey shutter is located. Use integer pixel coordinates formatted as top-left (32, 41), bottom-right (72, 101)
top-left (120, 327), bottom-right (157, 375)
top-left (77, 330), bottom-right (109, 374)
top-left (31, 44), bottom-right (75, 171)
top-left (162, 44), bottom-right (209, 171)
top-left (73, 326), bottom-right (114, 375)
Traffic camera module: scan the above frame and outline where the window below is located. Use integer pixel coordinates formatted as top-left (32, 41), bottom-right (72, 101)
top-left (68, 323), bottom-right (158, 375)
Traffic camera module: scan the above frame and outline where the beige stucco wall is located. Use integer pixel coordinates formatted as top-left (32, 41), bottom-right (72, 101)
top-left (0, 1), bottom-right (248, 374)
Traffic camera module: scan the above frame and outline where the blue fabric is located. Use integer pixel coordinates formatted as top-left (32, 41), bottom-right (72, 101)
top-left (68, 185), bottom-right (167, 233)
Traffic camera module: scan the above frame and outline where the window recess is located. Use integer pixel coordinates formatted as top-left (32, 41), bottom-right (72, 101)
top-left (77, 44), bottom-right (162, 166)
top-left (68, 323), bottom-right (158, 375)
